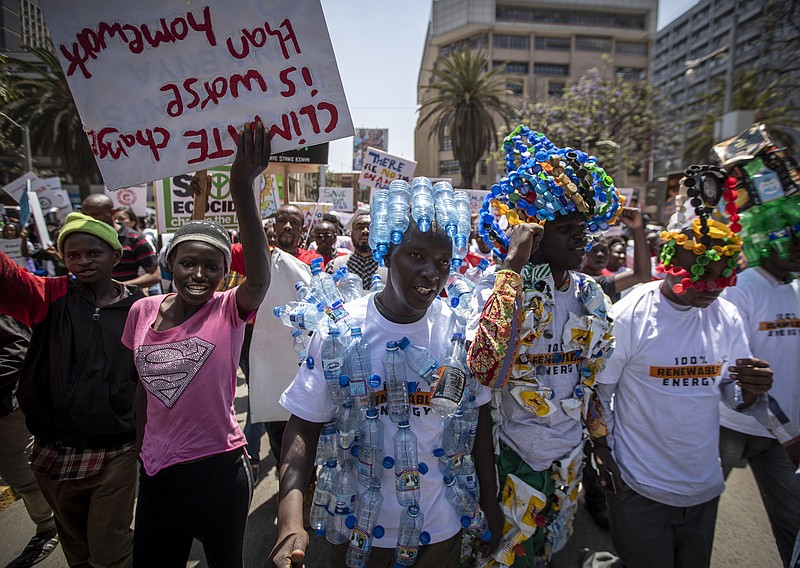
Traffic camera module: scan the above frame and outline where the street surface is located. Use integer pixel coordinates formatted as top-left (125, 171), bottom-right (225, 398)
top-left (0, 376), bottom-right (783, 567)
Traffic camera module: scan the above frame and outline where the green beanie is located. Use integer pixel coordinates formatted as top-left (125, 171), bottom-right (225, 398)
top-left (57, 212), bottom-right (122, 255)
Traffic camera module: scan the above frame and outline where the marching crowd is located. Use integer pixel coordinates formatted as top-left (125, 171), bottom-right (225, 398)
top-left (0, 121), bottom-right (798, 568)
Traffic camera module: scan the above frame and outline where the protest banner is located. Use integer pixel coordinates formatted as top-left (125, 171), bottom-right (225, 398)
top-left (463, 189), bottom-right (489, 216)
top-left (40, 0), bottom-right (354, 190)
top-left (358, 147), bottom-right (416, 190)
top-left (153, 166), bottom-right (272, 233)
top-left (3, 173), bottom-right (73, 223)
top-left (0, 239), bottom-right (26, 269)
top-left (319, 186), bottom-right (353, 212)
top-left (105, 184), bottom-right (148, 217)
top-left (353, 128), bottom-right (388, 171)
top-left (290, 201), bottom-right (332, 230)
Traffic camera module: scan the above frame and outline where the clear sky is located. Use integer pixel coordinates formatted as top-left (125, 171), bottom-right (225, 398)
top-left (319, 0), bottom-right (700, 173)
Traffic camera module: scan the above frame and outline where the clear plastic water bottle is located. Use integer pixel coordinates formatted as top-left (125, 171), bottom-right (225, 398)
top-left (443, 475), bottom-right (491, 542)
top-left (310, 459), bottom-right (337, 535)
top-left (433, 181), bottom-right (458, 238)
top-left (273, 302), bottom-right (330, 333)
top-left (316, 419), bottom-right (338, 465)
top-left (410, 177), bottom-right (435, 232)
top-left (291, 329), bottom-right (310, 363)
top-left (326, 299), bottom-right (351, 331)
top-left (322, 329), bottom-right (348, 406)
top-left (369, 189), bottom-right (391, 260)
top-left (334, 266), bottom-right (364, 302)
top-left (383, 420), bottom-right (428, 507)
top-left (461, 394), bottom-right (479, 453)
top-left (383, 341), bottom-right (409, 424)
top-left (398, 336), bottom-right (437, 386)
top-left (327, 450), bottom-right (359, 545)
top-left (457, 454), bottom-right (480, 500)
top-left (310, 258), bottom-right (344, 307)
top-left (336, 401), bottom-right (359, 465)
top-left (395, 504), bottom-right (431, 566)
top-left (465, 258), bottom-right (490, 285)
top-left (370, 274), bottom-right (386, 293)
top-left (345, 328), bottom-right (378, 411)
top-left (430, 333), bottom-right (467, 417)
top-left (356, 407), bottom-right (384, 488)
top-left (295, 281), bottom-right (320, 304)
top-left (433, 409), bottom-right (467, 476)
top-left (345, 483), bottom-right (385, 568)
top-left (386, 180), bottom-right (411, 244)
top-left (454, 191), bottom-right (472, 247)
top-left (451, 235), bottom-right (469, 270)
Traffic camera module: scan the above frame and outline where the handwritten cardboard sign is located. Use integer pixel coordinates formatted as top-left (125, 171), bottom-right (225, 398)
top-left (318, 186), bottom-right (353, 212)
top-left (40, 0), bottom-right (354, 190)
top-left (357, 147), bottom-right (416, 190)
top-left (153, 166), bottom-right (275, 233)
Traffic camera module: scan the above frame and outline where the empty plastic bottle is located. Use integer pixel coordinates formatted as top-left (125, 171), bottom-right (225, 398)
top-left (398, 336), bottom-right (437, 386)
top-left (395, 505), bottom-right (431, 566)
top-left (345, 328), bottom-right (378, 411)
top-left (310, 258), bottom-right (344, 307)
top-left (410, 177), bottom-right (435, 232)
top-left (461, 394), bottom-right (480, 453)
top-left (457, 454), bottom-right (480, 500)
top-left (465, 258), bottom-right (490, 285)
top-left (335, 266), bottom-right (364, 303)
top-left (327, 449), bottom-right (359, 545)
top-left (369, 189), bottom-right (391, 260)
top-left (295, 281), bottom-right (320, 304)
top-left (383, 341), bottom-right (410, 424)
top-left (336, 401), bottom-right (359, 465)
top-left (322, 329), bottom-right (348, 406)
top-left (316, 419), bottom-right (338, 465)
top-left (356, 407), bottom-right (385, 488)
top-left (452, 191), bottom-right (472, 268)
top-left (292, 329), bottom-right (310, 363)
top-left (326, 299), bottom-right (351, 331)
top-left (386, 180), bottom-right (411, 244)
top-left (310, 459), bottom-right (337, 535)
top-left (430, 334), bottom-right (468, 417)
top-left (345, 484), bottom-right (385, 568)
top-left (443, 475), bottom-right (491, 542)
top-left (383, 421), bottom-right (428, 507)
top-left (273, 302), bottom-right (330, 333)
top-left (370, 274), bottom-right (386, 293)
top-left (433, 181), bottom-right (458, 238)
top-left (433, 409), bottom-right (467, 476)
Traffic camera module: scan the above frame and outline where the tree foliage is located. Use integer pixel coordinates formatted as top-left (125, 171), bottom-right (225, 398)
top-left (513, 68), bottom-right (674, 183)
top-left (418, 49), bottom-right (511, 188)
top-left (0, 46), bottom-right (98, 198)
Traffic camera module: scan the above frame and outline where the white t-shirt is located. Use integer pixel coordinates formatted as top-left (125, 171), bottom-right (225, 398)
top-left (721, 268), bottom-right (800, 437)
top-left (467, 272), bottom-right (588, 471)
top-left (281, 295), bottom-right (491, 546)
top-left (598, 281), bottom-right (752, 507)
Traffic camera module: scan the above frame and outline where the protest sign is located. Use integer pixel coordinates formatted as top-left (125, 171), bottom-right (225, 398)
top-left (154, 166), bottom-right (271, 233)
top-left (105, 184), bottom-right (148, 217)
top-left (40, 0), bottom-right (354, 190)
top-left (604, 187), bottom-right (636, 237)
top-left (463, 189), bottom-right (489, 216)
top-left (290, 201), bottom-right (332, 230)
top-left (353, 128), bottom-right (388, 171)
top-left (319, 186), bottom-right (353, 212)
top-left (358, 148), bottom-right (416, 190)
top-left (3, 173), bottom-right (73, 223)
top-left (0, 239), bottom-right (26, 268)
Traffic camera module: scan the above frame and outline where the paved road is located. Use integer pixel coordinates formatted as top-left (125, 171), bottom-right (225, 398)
top-left (0, 378), bottom-right (783, 567)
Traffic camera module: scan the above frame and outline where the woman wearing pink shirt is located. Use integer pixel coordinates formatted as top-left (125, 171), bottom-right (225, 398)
top-left (122, 122), bottom-right (272, 567)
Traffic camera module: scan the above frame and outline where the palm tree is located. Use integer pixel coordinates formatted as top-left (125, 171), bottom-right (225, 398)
top-left (418, 49), bottom-right (511, 189)
top-left (684, 69), bottom-right (800, 162)
top-left (0, 46), bottom-right (99, 199)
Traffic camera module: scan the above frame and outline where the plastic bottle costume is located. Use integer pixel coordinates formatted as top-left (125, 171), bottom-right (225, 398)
top-left (467, 126), bottom-right (621, 566)
top-left (274, 178), bottom-right (492, 567)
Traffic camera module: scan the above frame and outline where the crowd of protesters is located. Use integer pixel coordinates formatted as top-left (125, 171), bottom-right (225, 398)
top-left (0, 121), bottom-right (797, 568)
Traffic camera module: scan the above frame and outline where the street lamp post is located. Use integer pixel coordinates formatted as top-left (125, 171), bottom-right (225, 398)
top-left (0, 112), bottom-right (33, 172)
top-left (596, 139), bottom-right (623, 186)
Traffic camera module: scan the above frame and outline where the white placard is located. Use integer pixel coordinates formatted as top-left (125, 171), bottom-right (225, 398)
top-left (28, 192), bottom-right (54, 249)
top-left (40, 0), bottom-right (354, 190)
top-left (318, 186), bottom-right (353, 212)
top-left (3, 173), bottom-right (73, 223)
top-left (104, 184), bottom-right (148, 217)
top-left (604, 187), bottom-right (636, 237)
top-left (0, 239), bottom-right (27, 268)
top-left (357, 147), bottom-right (416, 190)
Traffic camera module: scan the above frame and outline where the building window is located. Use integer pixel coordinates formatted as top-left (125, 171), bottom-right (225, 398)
top-left (616, 41), bottom-right (648, 56)
top-left (495, 61), bottom-right (529, 74)
top-left (441, 34), bottom-right (488, 57)
top-left (439, 160), bottom-right (460, 174)
top-left (534, 36), bottom-right (571, 51)
top-left (440, 136), bottom-right (453, 151)
top-left (506, 80), bottom-right (524, 95)
top-left (615, 67), bottom-right (647, 80)
top-left (575, 35), bottom-right (613, 52)
top-left (534, 63), bottom-right (569, 76)
top-left (480, 162), bottom-right (488, 175)
top-left (548, 82), bottom-right (565, 97)
top-left (497, 6), bottom-right (646, 30)
top-left (20, 0), bottom-right (51, 50)
top-left (494, 34), bottom-right (530, 50)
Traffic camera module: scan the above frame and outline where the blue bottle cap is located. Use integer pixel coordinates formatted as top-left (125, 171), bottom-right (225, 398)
top-left (382, 456), bottom-right (394, 469)
top-left (481, 529), bottom-right (492, 542)
top-left (450, 297), bottom-right (460, 308)
top-left (433, 448), bottom-right (445, 457)
top-left (345, 515), bottom-right (356, 529)
top-left (420, 531), bottom-right (431, 545)
top-left (273, 306), bottom-right (282, 318)
top-left (460, 516), bottom-right (471, 528)
top-left (368, 375), bottom-right (382, 388)
top-left (315, 528), bottom-right (326, 536)
top-left (418, 462), bottom-right (428, 475)
top-left (351, 444), bottom-right (360, 457)
top-left (373, 525), bottom-right (385, 539)
top-left (398, 337), bottom-right (411, 350)
top-left (306, 357), bottom-right (314, 369)
top-left (339, 375), bottom-right (350, 387)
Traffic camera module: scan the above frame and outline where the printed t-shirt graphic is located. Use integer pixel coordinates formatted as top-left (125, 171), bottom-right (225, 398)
top-left (135, 338), bottom-right (214, 407)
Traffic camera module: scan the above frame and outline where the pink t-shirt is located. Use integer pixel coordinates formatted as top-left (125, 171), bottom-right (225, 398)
top-left (122, 288), bottom-right (251, 476)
